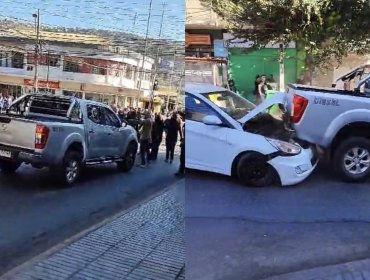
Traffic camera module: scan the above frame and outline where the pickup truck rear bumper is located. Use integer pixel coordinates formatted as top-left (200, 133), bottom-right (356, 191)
top-left (0, 144), bottom-right (48, 167)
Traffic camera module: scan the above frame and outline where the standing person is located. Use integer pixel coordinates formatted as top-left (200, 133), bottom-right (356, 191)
top-left (138, 111), bottom-right (153, 168)
top-left (267, 74), bottom-right (276, 83)
top-left (111, 103), bottom-right (118, 114)
top-left (117, 107), bottom-right (125, 121)
top-left (150, 114), bottom-right (164, 160)
top-left (175, 122), bottom-right (185, 177)
top-left (0, 94), bottom-right (3, 112)
top-left (165, 112), bottom-right (182, 164)
top-left (254, 75), bottom-right (260, 96)
top-left (256, 74), bottom-right (268, 105)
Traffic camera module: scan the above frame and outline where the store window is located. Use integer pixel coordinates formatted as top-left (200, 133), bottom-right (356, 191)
top-left (63, 91), bottom-right (83, 99)
top-left (0, 84), bottom-right (22, 99)
top-left (12, 52), bottom-right (24, 69)
top-left (126, 65), bottom-right (136, 80)
top-left (92, 66), bottom-right (106, 75)
top-left (38, 89), bottom-right (56, 95)
top-left (63, 61), bottom-right (80, 73)
top-left (48, 56), bottom-right (60, 67)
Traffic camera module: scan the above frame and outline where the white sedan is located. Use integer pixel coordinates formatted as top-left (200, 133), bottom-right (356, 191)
top-left (185, 83), bottom-right (318, 187)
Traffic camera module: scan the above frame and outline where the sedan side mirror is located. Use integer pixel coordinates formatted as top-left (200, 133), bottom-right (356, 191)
top-left (202, 115), bottom-right (223, 126)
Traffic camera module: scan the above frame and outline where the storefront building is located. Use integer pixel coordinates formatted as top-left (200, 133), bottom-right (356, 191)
top-left (0, 49), bottom-right (154, 108)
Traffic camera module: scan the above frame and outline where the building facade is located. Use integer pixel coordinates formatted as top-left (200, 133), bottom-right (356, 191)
top-left (185, 0), bottom-right (229, 87)
top-left (0, 42), bottom-right (156, 109)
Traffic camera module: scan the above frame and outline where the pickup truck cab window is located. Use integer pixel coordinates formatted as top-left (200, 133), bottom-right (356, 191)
top-left (102, 107), bottom-right (121, 128)
top-left (69, 102), bottom-right (82, 122)
top-left (87, 104), bottom-right (104, 125)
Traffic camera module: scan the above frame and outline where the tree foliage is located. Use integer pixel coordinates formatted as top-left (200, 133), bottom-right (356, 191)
top-left (201, 0), bottom-right (370, 70)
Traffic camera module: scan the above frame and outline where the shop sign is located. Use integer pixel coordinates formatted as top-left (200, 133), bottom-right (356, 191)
top-left (185, 70), bottom-right (213, 77)
top-left (214, 39), bottom-right (228, 58)
top-left (223, 33), bottom-right (296, 49)
top-left (186, 33), bottom-right (211, 48)
top-left (24, 79), bottom-right (60, 89)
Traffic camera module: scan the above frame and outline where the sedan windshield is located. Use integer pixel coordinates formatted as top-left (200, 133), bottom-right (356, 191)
top-left (201, 90), bottom-right (256, 120)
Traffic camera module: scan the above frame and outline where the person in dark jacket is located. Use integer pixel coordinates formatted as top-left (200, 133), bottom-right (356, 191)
top-left (175, 122), bottom-right (185, 177)
top-left (164, 112), bottom-right (182, 164)
top-left (150, 113), bottom-right (164, 160)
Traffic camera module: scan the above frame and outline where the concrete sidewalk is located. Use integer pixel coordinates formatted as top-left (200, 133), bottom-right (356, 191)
top-left (264, 258), bottom-right (370, 280)
top-left (1, 180), bottom-right (185, 280)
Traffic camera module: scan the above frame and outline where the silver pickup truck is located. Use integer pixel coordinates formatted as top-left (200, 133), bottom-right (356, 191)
top-left (286, 74), bottom-right (370, 182)
top-left (0, 94), bottom-right (138, 185)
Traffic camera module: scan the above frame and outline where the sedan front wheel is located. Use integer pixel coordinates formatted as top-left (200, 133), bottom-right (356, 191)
top-left (236, 153), bottom-right (277, 187)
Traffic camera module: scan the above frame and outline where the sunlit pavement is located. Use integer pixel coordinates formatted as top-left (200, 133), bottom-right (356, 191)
top-left (186, 160), bottom-right (370, 280)
top-left (0, 143), bottom-right (181, 275)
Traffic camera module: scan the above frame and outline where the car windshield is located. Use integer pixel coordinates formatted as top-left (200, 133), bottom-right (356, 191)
top-left (201, 90), bottom-right (256, 120)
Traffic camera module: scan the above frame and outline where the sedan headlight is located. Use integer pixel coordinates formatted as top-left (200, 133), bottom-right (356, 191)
top-left (265, 137), bottom-right (301, 155)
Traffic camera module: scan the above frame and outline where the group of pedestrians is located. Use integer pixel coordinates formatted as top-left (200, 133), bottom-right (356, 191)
top-left (138, 111), bottom-right (184, 177)
top-left (111, 104), bottom-right (185, 177)
top-left (0, 93), bottom-right (13, 112)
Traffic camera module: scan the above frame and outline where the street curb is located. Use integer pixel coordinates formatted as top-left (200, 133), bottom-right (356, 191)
top-left (262, 258), bottom-right (370, 280)
top-left (0, 178), bottom-right (185, 280)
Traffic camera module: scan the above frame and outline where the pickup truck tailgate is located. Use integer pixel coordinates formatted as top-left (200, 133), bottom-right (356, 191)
top-left (0, 116), bottom-right (37, 150)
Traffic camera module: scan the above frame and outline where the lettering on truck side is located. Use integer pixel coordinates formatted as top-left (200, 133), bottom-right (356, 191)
top-left (314, 97), bottom-right (340, 106)
top-left (52, 127), bottom-right (64, 132)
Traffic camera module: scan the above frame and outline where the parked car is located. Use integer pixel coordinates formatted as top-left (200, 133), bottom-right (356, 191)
top-left (185, 83), bottom-right (318, 187)
top-left (0, 94), bottom-right (138, 185)
top-left (287, 73), bottom-right (370, 182)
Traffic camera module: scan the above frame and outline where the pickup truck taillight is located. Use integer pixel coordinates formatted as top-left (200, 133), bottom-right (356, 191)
top-left (291, 95), bottom-right (308, 123)
top-left (35, 125), bottom-right (49, 149)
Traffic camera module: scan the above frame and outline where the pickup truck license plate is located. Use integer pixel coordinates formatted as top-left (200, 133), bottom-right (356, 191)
top-left (0, 150), bottom-right (12, 158)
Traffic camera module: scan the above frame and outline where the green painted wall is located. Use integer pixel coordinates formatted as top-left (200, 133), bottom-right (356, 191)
top-left (229, 48), bottom-right (299, 102)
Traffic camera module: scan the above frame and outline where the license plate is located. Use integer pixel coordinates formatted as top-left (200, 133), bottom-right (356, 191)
top-left (0, 149), bottom-right (12, 158)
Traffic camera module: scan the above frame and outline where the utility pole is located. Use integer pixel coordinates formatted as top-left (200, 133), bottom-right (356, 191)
top-left (138, 0), bottom-right (153, 108)
top-left (46, 50), bottom-right (50, 91)
top-left (149, 2), bottom-right (166, 111)
top-left (166, 47), bottom-right (176, 113)
top-left (132, 12), bottom-right (137, 32)
top-left (32, 9), bottom-right (40, 93)
top-left (176, 67), bottom-right (185, 111)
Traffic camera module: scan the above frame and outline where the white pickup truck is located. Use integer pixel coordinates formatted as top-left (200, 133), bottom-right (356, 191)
top-left (287, 71), bottom-right (370, 182)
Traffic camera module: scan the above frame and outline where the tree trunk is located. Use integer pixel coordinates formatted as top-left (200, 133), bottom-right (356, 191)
top-left (306, 51), bottom-right (315, 85)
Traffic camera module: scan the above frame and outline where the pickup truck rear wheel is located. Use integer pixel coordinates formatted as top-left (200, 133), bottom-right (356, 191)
top-left (61, 151), bottom-right (82, 185)
top-left (236, 153), bottom-right (277, 187)
top-left (117, 143), bottom-right (137, 172)
top-left (333, 137), bottom-right (370, 182)
top-left (0, 160), bottom-right (21, 174)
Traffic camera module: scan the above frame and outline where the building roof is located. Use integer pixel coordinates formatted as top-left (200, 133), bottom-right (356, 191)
top-left (0, 28), bottom-right (111, 45)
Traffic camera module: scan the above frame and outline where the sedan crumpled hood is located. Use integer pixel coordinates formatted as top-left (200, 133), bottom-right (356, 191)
top-left (237, 92), bottom-right (288, 124)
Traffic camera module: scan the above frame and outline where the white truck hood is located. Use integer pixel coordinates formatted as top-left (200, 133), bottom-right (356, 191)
top-left (238, 93), bottom-right (288, 124)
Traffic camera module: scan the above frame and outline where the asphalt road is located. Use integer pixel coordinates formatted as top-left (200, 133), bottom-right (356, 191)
top-left (186, 160), bottom-right (370, 280)
top-left (0, 145), bottom-right (181, 275)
